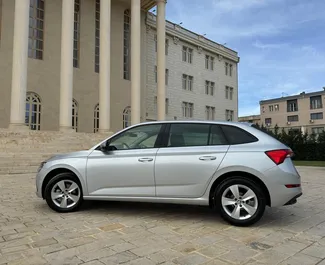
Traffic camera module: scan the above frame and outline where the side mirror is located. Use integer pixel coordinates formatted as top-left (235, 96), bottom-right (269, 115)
top-left (100, 141), bottom-right (117, 152)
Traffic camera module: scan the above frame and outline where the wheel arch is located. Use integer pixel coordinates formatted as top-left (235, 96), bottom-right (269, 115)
top-left (209, 171), bottom-right (271, 207)
top-left (41, 168), bottom-right (83, 199)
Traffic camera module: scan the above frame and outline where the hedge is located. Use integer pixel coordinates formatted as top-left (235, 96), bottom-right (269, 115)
top-left (252, 123), bottom-right (325, 161)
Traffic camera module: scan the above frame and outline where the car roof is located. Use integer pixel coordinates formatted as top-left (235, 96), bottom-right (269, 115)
top-left (136, 120), bottom-right (253, 127)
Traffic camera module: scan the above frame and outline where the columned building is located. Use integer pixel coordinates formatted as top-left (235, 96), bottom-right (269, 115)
top-left (0, 0), bottom-right (239, 133)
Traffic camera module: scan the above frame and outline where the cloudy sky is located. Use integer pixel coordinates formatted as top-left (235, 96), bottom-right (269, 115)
top-left (161, 0), bottom-right (325, 116)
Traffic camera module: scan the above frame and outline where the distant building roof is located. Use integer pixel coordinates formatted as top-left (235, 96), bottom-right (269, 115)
top-left (260, 89), bottom-right (325, 105)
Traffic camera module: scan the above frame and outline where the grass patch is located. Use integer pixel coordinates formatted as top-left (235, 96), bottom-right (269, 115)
top-left (293, 160), bottom-right (325, 167)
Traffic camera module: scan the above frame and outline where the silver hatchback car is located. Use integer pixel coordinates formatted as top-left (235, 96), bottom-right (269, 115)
top-left (36, 121), bottom-right (302, 226)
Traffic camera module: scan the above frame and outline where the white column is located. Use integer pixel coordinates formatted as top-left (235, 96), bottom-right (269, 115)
top-left (59, 0), bottom-right (74, 131)
top-left (99, 0), bottom-right (111, 132)
top-left (9, 0), bottom-right (30, 130)
top-left (131, 0), bottom-right (141, 125)
top-left (156, 0), bottom-right (166, 120)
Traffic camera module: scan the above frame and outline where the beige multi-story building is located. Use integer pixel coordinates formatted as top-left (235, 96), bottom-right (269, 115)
top-left (260, 89), bottom-right (325, 135)
top-left (0, 0), bottom-right (239, 134)
top-left (238, 114), bottom-right (260, 124)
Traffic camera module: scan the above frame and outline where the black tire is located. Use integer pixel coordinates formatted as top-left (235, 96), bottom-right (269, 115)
top-left (44, 172), bottom-right (83, 213)
top-left (214, 177), bottom-right (266, 227)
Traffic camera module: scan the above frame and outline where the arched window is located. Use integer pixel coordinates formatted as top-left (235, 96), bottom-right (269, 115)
top-left (72, 99), bottom-right (78, 132)
top-left (94, 103), bottom-right (99, 133)
top-left (25, 92), bottom-right (41, 130)
top-left (123, 9), bottom-right (131, 80)
top-left (123, 106), bottom-right (131, 128)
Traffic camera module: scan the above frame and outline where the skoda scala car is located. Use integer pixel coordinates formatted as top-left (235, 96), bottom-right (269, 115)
top-left (35, 121), bottom-right (302, 226)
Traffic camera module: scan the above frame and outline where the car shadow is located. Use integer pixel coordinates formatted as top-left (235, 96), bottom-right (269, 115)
top-left (81, 200), bottom-right (223, 223)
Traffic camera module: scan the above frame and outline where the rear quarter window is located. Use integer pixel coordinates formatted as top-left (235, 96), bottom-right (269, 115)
top-left (220, 125), bottom-right (258, 145)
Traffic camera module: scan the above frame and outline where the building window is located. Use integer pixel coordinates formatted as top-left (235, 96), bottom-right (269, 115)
top-left (123, 9), bottom-right (131, 80)
top-left (310, 112), bottom-right (323, 120)
top-left (274, 104), bottom-right (279, 111)
top-left (72, 99), bottom-right (78, 132)
top-left (225, 62), bottom-right (233, 76)
top-left (182, 74), bottom-right (193, 91)
top-left (310, 96), bottom-right (322, 109)
top-left (225, 109), bottom-right (234, 121)
top-left (205, 106), bottom-right (215, 120)
top-left (288, 128), bottom-right (300, 136)
top-left (154, 66), bottom-right (168, 85)
top-left (28, 0), bottom-right (45, 60)
top-left (123, 106), bottom-right (131, 128)
top-left (205, 55), bottom-right (214, 70)
top-left (94, 103), bottom-right (99, 132)
top-left (182, 46), bottom-right (193, 63)
top-left (0, 0), bottom-right (2, 41)
top-left (154, 97), bottom-right (169, 114)
top-left (165, 39), bottom-right (169, 55)
top-left (25, 92), bottom-right (41, 130)
top-left (287, 99), bottom-right (298, 112)
top-left (265, 118), bottom-right (272, 125)
top-left (225, 86), bottom-right (234, 100)
top-left (95, 0), bottom-right (100, 73)
top-left (205, 81), bottom-right (215, 96)
top-left (312, 127), bottom-right (324, 135)
top-left (73, 0), bottom-right (80, 68)
top-left (154, 35), bottom-right (169, 55)
top-left (269, 105), bottom-right (274, 112)
top-left (182, 102), bottom-right (194, 118)
top-left (287, 115), bottom-right (299, 122)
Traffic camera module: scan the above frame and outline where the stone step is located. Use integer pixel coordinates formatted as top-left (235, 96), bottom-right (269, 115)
top-left (0, 165), bottom-right (39, 175)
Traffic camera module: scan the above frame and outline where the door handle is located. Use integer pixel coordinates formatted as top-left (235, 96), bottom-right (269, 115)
top-left (138, 158), bottom-right (153, 162)
top-left (199, 156), bottom-right (216, 161)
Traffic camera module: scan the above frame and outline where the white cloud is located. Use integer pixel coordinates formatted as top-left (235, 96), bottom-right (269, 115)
top-left (253, 40), bottom-right (289, 50)
top-left (212, 0), bottom-right (266, 12)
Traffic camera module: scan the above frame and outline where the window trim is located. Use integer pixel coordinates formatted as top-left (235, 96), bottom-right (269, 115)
top-left (98, 123), bottom-right (167, 151)
top-left (159, 122), bottom-right (230, 148)
top-left (310, 112), bottom-right (323, 120)
top-left (220, 124), bottom-right (259, 145)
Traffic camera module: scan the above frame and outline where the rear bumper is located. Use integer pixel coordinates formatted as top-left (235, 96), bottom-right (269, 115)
top-left (263, 162), bottom-right (303, 207)
top-left (284, 192), bottom-right (302, 206)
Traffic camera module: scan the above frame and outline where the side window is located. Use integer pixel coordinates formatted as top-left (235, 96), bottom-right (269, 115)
top-left (220, 125), bottom-right (258, 145)
top-left (209, 125), bottom-right (228, 145)
top-left (168, 123), bottom-right (210, 147)
top-left (108, 124), bottom-right (162, 150)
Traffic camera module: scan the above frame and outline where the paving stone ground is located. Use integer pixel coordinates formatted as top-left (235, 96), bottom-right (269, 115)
top-left (0, 166), bottom-right (325, 265)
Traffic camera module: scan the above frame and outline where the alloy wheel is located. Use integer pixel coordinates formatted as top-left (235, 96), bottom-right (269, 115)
top-left (221, 184), bottom-right (258, 220)
top-left (50, 180), bottom-right (81, 209)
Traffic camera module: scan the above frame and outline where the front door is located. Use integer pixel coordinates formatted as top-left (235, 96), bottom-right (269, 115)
top-left (155, 123), bottom-right (230, 198)
top-left (86, 123), bottom-right (163, 197)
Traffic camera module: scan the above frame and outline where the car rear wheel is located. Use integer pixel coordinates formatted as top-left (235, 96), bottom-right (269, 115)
top-left (214, 177), bottom-right (266, 226)
top-left (44, 173), bottom-right (83, 213)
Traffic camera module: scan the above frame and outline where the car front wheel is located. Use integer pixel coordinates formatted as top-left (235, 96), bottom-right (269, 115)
top-left (215, 177), bottom-right (266, 226)
top-left (44, 173), bottom-right (83, 213)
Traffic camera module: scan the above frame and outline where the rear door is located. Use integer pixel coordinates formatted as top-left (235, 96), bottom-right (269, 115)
top-left (154, 123), bottom-right (230, 198)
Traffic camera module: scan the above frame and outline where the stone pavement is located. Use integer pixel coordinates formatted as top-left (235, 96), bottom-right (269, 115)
top-left (0, 166), bottom-right (325, 265)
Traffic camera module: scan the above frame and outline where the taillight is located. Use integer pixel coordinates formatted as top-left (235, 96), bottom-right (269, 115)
top-left (265, 149), bottom-right (293, 165)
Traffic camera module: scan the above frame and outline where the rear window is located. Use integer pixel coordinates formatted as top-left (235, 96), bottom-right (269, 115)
top-left (220, 125), bottom-right (258, 145)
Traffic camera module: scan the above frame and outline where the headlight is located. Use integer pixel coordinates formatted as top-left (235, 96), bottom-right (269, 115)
top-left (37, 161), bottom-right (47, 172)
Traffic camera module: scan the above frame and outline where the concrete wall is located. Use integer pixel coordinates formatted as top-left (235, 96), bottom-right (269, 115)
top-left (145, 27), bottom-right (238, 121)
top-left (0, 0), bottom-right (239, 133)
top-left (260, 92), bottom-right (325, 133)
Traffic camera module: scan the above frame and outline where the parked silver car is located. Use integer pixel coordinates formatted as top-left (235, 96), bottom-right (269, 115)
top-left (36, 121), bottom-right (302, 226)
